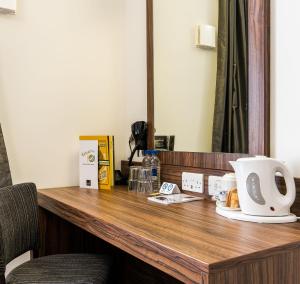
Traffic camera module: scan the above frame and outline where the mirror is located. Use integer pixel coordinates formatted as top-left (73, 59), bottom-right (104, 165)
top-left (153, 0), bottom-right (249, 154)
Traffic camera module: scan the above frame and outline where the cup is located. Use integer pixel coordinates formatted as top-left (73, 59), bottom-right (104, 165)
top-left (128, 166), bottom-right (141, 192)
top-left (137, 167), bottom-right (153, 194)
top-left (221, 173), bottom-right (237, 192)
top-left (215, 173), bottom-right (237, 207)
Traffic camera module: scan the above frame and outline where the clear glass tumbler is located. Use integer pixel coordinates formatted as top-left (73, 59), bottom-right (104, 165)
top-left (128, 166), bottom-right (141, 192)
top-left (137, 167), bottom-right (153, 194)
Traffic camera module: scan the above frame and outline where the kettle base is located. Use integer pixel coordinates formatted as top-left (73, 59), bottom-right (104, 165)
top-left (216, 207), bottom-right (297, 223)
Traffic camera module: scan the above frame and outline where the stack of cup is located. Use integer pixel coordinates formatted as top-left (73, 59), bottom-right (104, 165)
top-left (128, 166), bottom-right (141, 192)
top-left (216, 173), bottom-right (237, 207)
top-left (128, 166), bottom-right (153, 194)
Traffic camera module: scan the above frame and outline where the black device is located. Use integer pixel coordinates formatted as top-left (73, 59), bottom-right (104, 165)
top-left (128, 121), bottom-right (148, 166)
top-left (114, 170), bottom-right (127, 185)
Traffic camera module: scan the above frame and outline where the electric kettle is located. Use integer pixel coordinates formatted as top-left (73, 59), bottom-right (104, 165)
top-left (230, 156), bottom-right (296, 216)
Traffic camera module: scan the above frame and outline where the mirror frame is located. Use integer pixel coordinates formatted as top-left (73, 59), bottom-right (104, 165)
top-left (146, 0), bottom-right (270, 171)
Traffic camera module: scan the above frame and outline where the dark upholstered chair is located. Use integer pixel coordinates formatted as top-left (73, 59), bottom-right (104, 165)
top-left (0, 125), bottom-right (12, 188)
top-left (0, 183), bottom-right (113, 284)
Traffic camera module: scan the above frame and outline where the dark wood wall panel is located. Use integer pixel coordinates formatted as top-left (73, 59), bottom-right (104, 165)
top-left (146, 0), bottom-right (154, 150)
top-left (248, 0), bottom-right (271, 155)
top-left (122, 160), bottom-right (300, 215)
top-left (122, 160), bottom-right (232, 198)
top-left (160, 164), bottom-right (230, 197)
top-left (277, 178), bottom-right (300, 216)
top-left (161, 165), bottom-right (300, 215)
top-left (292, 179), bottom-right (300, 215)
top-left (159, 152), bottom-right (249, 171)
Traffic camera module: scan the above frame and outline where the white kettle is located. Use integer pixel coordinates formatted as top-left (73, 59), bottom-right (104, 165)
top-left (230, 156), bottom-right (296, 216)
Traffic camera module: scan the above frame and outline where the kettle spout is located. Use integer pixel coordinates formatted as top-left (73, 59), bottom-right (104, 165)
top-left (229, 161), bottom-right (237, 172)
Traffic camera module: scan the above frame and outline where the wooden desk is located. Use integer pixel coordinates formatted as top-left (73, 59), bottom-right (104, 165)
top-left (38, 186), bottom-right (300, 284)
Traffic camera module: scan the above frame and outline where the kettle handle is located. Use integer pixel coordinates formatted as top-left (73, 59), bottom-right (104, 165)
top-left (273, 161), bottom-right (296, 208)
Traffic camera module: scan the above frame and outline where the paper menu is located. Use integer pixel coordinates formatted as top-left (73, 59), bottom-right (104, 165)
top-left (79, 136), bottom-right (115, 190)
top-left (148, 194), bottom-right (203, 205)
top-left (79, 140), bottom-right (98, 189)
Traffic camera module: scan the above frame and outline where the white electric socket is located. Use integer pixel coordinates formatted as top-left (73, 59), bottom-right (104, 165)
top-left (182, 172), bottom-right (204, 193)
top-left (208, 176), bottom-right (223, 197)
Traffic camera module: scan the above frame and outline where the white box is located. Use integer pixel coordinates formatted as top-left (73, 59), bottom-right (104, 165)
top-left (79, 140), bottom-right (98, 189)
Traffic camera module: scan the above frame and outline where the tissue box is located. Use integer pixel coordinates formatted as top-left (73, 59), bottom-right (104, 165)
top-left (79, 136), bottom-right (115, 190)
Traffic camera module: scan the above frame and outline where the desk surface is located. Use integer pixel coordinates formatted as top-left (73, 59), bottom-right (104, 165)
top-left (38, 186), bottom-right (300, 283)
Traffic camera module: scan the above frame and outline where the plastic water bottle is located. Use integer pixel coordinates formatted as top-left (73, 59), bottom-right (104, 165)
top-left (142, 150), bottom-right (152, 167)
top-left (150, 150), bottom-right (161, 192)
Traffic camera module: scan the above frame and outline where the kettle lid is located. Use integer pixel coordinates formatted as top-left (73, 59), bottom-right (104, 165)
top-left (222, 173), bottom-right (236, 182)
top-left (236, 156), bottom-right (271, 162)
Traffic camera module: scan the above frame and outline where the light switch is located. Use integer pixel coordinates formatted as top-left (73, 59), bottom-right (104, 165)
top-left (194, 24), bottom-right (216, 48)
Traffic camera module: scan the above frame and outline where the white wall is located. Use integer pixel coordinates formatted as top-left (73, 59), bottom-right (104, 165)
top-left (1, 0), bottom-right (300, 189)
top-left (154, 0), bottom-right (218, 152)
top-left (0, 0), bottom-right (147, 188)
top-left (271, 0), bottom-right (300, 176)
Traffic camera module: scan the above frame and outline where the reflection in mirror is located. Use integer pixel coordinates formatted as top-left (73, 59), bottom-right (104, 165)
top-left (153, 0), bottom-right (248, 153)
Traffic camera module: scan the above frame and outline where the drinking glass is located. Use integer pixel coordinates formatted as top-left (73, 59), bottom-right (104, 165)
top-left (128, 166), bottom-right (141, 192)
top-left (137, 167), bottom-right (153, 194)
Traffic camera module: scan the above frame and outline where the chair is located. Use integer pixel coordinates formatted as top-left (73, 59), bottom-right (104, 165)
top-left (0, 183), bottom-right (113, 284)
top-left (0, 125), bottom-right (12, 188)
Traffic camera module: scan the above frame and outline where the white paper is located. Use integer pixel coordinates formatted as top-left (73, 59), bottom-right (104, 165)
top-left (79, 140), bottom-right (98, 189)
top-left (148, 194), bottom-right (203, 205)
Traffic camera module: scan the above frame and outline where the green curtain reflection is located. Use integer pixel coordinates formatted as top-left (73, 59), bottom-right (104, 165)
top-left (212, 0), bottom-right (248, 153)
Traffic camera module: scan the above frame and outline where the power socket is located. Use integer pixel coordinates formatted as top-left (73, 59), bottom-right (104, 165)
top-left (208, 176), bottom-right (222, 197)
top-left (182, 172), bottom-right (204, 193)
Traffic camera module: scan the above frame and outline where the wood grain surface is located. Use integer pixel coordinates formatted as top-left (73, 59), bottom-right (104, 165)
top-left (38, 186), bottom-right (300, 283)
top-left (37, 207), bottom-right (182, 284)
top-left (248, 0), bottom-right (270, 156)
top-left (146, 0), bottom-right (154, 150)
top-left (158, 152), bottom-right (249, 172)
